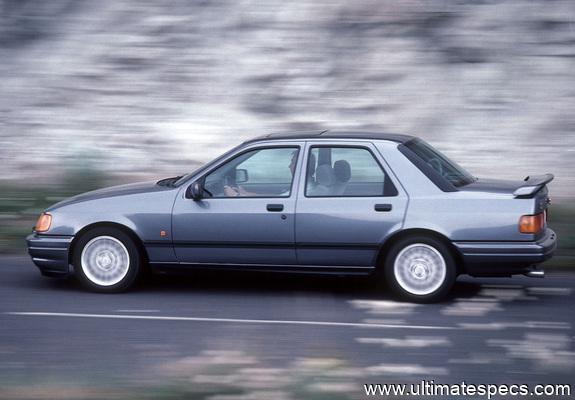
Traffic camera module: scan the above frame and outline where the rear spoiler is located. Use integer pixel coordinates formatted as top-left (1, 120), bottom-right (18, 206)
top-left (513, 174), bottom-right (554, 198)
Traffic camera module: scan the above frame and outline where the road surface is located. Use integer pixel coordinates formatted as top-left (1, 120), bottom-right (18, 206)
top-left (1, 256), bottom-right (574, 396)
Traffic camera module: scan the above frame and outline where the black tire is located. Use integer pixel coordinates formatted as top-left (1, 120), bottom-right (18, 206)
top-left (384, 235), bottom-right (456, 303)
top-left (73, 227), bottom-right (141, 293)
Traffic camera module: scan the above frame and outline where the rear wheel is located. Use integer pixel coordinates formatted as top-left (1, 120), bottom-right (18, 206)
top-left (73, 227), bottom-right (141, 292)
top-left (384, 236), bottom-right (456, 303)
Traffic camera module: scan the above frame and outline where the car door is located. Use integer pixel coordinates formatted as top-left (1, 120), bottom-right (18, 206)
top-left (295, 141), bottom-right (407, 267)
top-left (172, 144), bottom-right (302, 266)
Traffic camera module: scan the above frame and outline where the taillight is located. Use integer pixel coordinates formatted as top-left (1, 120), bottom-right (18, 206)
top-left (35, 213), bottom-right (52, 233)
top-left (519, 212), bottom-right (545, 234)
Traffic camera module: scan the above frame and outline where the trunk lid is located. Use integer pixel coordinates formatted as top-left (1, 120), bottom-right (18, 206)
top-left (461, 175), bottom-right (552, 215)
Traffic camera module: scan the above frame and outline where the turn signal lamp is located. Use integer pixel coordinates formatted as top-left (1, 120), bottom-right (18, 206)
top-left (35, 213), bottom-right (52, 233)
top-left (519, 213), bottom-right (545, 234)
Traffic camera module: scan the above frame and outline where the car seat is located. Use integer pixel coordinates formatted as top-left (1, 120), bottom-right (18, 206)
top-left (310, 164), bottom-right (335, 196)
top-left (332, 160), bottom-right (351, 195)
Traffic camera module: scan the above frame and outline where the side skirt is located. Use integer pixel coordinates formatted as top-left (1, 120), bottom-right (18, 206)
top-left (149, 262), bottom-right (375, 276)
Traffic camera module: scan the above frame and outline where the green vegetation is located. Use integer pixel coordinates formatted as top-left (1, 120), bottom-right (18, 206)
top-left (1, 177), bottom-right (573, 270)
top-left (0, 170), bottom-right (106, 253)
top-left (545, 203), bottom-right (575, 269)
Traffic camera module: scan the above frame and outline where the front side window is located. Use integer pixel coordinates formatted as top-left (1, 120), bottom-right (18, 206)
top-left (305, 146), bottom-right (397, 197)
top-left (204, 147), bottom-right (299, 198)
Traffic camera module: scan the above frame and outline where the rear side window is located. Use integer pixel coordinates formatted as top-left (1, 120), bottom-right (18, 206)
top-left (305, 146), bottom-right (398, 197)
top-left (403, 139), bottom-right (475, 188)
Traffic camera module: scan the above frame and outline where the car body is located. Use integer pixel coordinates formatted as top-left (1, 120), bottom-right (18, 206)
top-left (27, 131), bottom-right (557, 302)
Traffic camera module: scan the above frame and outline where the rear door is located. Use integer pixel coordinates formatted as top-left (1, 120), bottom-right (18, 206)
top-left (295, 141), bottom-right (407, 267)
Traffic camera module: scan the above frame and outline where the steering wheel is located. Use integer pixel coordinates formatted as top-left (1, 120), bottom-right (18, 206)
top-left (224, 175), bottom-right (239, 191)
top-left (202, 180), bottom-right (219, 197)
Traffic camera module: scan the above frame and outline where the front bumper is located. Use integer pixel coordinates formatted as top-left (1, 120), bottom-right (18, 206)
top-left (454, 228), bottom-right (557, 277)
top-left (26, 233), bottom-right (74, 277)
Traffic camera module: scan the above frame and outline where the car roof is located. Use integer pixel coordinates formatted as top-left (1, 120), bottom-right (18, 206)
top-left (243, 130), bottom-right (416, 144)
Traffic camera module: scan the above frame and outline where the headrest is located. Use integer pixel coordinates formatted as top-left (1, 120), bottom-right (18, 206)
top-left (316, 164), bottom-right (335, 186)
top-left (333, 160), bottom-right (351, 183)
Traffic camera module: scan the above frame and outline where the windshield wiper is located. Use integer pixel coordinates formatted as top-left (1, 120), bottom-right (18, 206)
top-left (156, 175), bottom-right (183, 187)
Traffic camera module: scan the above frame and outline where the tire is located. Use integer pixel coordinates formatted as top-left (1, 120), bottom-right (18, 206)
top-left (384, 235), bottom-right (456, 303)
top-left (73, 227), bottom-right (141, 293)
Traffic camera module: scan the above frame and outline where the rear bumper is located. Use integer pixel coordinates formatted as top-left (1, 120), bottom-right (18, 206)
top-left (454, 229), bottom-right (557, 276)
top-left (26, 234), bottom-right (74, 277)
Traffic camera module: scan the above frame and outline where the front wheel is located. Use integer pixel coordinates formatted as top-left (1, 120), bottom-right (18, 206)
top-left (73, 227), bottom-right (141, 293)
top-left (384, 236), bottom-right (456, 303)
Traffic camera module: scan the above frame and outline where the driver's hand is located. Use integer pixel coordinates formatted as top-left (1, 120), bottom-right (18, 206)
top-left (224, 185), bottom-right (239, 197)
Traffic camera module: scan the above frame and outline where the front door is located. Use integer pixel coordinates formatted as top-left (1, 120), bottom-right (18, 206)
top-left (295, 142), bottom-right (408, 267)
top-left (172, 145), bottom-right (301, 266)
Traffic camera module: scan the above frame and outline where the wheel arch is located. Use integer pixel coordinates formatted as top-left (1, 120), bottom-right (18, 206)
top-left (376, 228), bottom-right (464, 274)
top-left (69, 222), bottom-right (149, 266)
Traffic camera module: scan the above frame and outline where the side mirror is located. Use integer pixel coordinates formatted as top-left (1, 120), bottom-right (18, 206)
top-left (235, 168), bottom-right (248, 184)
top-left (186, 180), bottom-right (203, 201)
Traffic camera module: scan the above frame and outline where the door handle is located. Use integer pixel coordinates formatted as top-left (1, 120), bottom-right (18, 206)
top-left (374, 203), bottom-right (392, 212)
top-left (267, 204), bottom-right (284, 212)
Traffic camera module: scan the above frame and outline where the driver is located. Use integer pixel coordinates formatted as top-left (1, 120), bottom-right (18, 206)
top-left (223, 150), bottom-right (298, 197)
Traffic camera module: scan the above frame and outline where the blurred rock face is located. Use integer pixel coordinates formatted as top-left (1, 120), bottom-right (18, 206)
top-left (0, 0), bottom-right (573, 195)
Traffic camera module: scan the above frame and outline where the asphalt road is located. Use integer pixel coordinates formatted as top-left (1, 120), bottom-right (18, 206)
top-left (1, 256), bottom-right (574, 395)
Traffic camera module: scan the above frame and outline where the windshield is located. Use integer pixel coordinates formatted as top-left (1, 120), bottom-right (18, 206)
top-left (405, 139), bottom-right (476, 187)
top-left (172, 144), bottom-right (245, 187)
